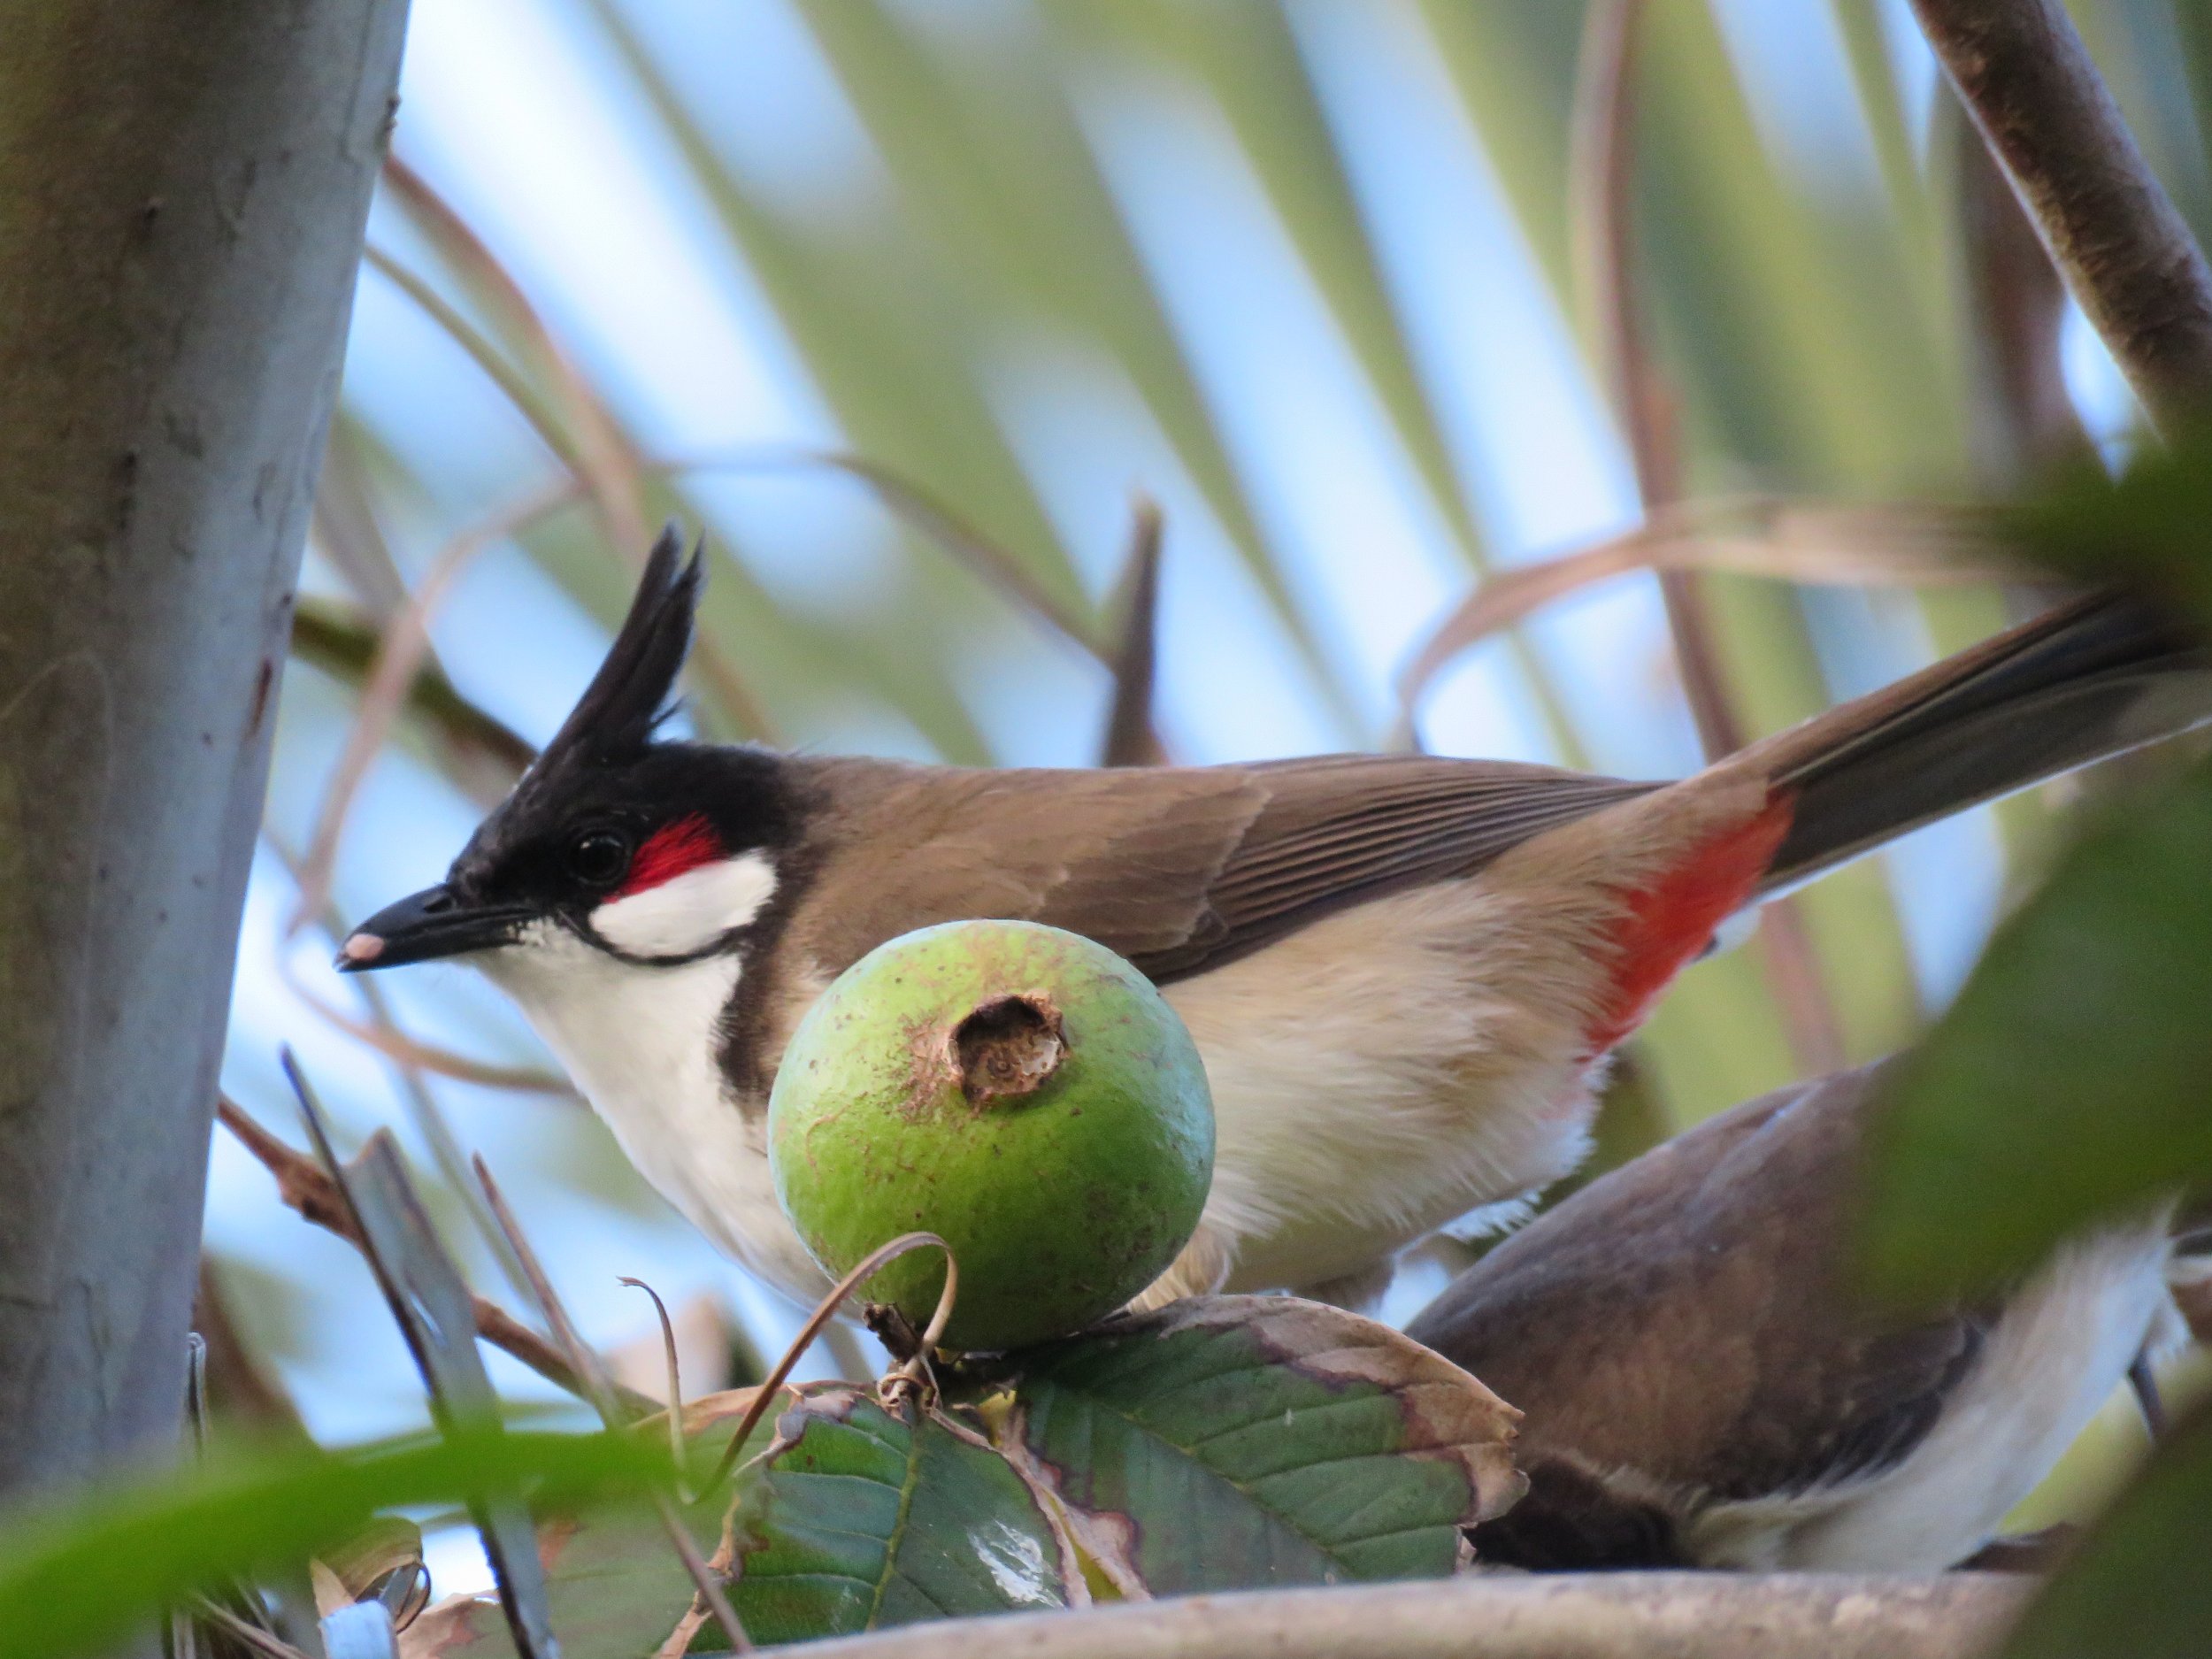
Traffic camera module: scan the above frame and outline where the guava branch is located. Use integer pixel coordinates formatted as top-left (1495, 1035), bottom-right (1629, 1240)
top-left (648, 1572), bottom-right (2028, 1659)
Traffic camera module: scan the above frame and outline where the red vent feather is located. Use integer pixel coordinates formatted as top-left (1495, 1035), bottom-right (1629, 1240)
top-left (1583, 795), bottom-right (1795, 1056)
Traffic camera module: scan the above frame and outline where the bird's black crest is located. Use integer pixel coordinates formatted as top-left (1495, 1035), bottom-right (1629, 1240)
top-left (539, 523), bottom-right (703, 772)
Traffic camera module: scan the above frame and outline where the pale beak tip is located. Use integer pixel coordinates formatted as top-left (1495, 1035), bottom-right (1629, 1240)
top-left (338, 931), bottom-right (385, 967)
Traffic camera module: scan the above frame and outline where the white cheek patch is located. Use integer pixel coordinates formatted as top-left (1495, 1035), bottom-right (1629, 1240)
top-left (590, 851), bottom-right (778, 958)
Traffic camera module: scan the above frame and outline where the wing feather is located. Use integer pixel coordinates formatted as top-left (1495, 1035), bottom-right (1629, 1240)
top-left (791, 753), bottom-right (1655, 983)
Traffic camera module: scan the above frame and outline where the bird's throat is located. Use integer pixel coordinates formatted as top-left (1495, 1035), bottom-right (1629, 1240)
top-left (475, 920), bottom-right (826, 1298)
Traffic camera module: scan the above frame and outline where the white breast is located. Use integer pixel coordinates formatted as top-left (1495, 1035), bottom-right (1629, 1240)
top-left (476, 919), bottom-right (828, 1302)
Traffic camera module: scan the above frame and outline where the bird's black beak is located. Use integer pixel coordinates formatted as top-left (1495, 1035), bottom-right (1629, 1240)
top-left (335, 885), bottom-right (533, 972)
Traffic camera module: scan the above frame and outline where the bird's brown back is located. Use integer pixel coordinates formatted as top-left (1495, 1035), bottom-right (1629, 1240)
top-left (780, 750), bottom-right (1658, 984)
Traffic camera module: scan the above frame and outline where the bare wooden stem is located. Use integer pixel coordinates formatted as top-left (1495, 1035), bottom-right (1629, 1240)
top-left (1911, 0), bottom-right (2212, 433)
top-left (772, 1572), bottom-right (2028, 1659)
top-left (1950, 94), bottom-right (2097, 485)
top-left (1099, 496), bottom-right (1167, 768)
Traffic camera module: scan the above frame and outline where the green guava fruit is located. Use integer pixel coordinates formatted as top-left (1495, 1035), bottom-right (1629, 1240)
top-left (767, 919), bottom-right (1215, 1352)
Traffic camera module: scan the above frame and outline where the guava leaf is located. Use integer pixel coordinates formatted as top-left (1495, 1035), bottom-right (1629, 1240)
top-left (733, 1386), bottom-right (1074, 1640)
top-left (995, 1295), bottom-right (1524, 1594)
top-left (403, 1383), bottom-right (1072, 1657)
top-left (2001, 1399), bottom-right (2212, 1659)
top-left (1858, 754), bottom-right (2212, 1301)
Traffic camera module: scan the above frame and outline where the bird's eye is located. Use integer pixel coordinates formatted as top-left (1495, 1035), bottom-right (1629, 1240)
top-left (566, 829), bottom-right (631, 887)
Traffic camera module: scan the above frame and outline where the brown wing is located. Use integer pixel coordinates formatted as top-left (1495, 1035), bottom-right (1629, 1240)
top-left (787, 752), bottom-right (1656, 983)
top-left (1405, 1061), bottom-right (1990, 1508)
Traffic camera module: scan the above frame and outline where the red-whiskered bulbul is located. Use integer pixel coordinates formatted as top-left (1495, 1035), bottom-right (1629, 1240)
top-left (1406, 1060), bottom-right (2183, 1573)
top-left (339, 528), bottom-right (2212, 1312)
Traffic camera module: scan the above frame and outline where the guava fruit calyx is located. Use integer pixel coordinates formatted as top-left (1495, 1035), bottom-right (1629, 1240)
top-left (949, 992), bottom-right (1065, 1107)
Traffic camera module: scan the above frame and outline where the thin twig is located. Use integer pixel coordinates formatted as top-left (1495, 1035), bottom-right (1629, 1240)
top-left (373, 175), bottom-right (776, 746)
top-left (1570, 0), bottom-right (1740, 758)
top-left (263, 827), bottom-right (557, 1303)
top-left (472, 1160), bottom-right (750, 1654)
top-left (313, 426), bottom-right (412, 618)
top-left (1950, 94), bottom-right (2097, 486)
top-left (619, 1278), bottom-right (692, 1480)
top-left (1751, 902), bottom-right (1845, 1071)
top-left (214, 1097), bottom-right (647, 1411)
top-left (1392, 498), bottom-right (2008, 732)
top-left (817, 452), bottom-right (1102, 651)
top-left (278, 969), bottom-right (570, 1096)
top-left (703, 1233), bottom-right (955, 1493)
top-left (283, 1053), bottom-right (561, 1659)
top-left (290, 598), bottom-right (537, 791)
top-left (1099, 495), bottom-right (1167, 768)
top-left (192, 1599), bottom-right (311, 1659)
top-left (1833, 0), bottom-right (1948, 337)
top-left (362, 245), bottom-right (586, 488)
top-left (1569, 0), bottom-right (1844, 1073)
top-left (454, 1174), bottom-right (634, 1420)
top-left (1910, 0), bottom-right (2212, 434)
top-left (286, 473), bottom-right (576, 936)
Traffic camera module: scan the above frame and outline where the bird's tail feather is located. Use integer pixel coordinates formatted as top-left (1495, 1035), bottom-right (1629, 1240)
top-left (1748, 590), bottom-right (2211, 896)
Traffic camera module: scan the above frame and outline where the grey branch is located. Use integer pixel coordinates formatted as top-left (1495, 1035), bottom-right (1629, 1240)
top-left (641, 1572), bottom-right (2028, 1659)
top-left (1910, 0), bottom-right (2212, 433)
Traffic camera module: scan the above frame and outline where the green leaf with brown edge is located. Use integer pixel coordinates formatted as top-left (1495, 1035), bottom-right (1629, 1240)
top-left (407, 1383), bottom-right (1073, 1658)
top-left (992, 1295), bottom-right (1523, 1596)
top-left (2001, 1398), bottom-right (2212, 1659)
top-left (1858, 753), bottom-right (2212, 1302)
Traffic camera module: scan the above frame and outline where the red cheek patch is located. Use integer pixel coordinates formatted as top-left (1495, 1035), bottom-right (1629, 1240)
top-left (1583, 794), bottom-right (1795, 1056)
top-left (616, 812), bottom-right (723, 898)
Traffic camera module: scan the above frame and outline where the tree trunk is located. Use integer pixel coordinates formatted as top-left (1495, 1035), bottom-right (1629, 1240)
top-left (0, 0), bottom-right (410, 1504)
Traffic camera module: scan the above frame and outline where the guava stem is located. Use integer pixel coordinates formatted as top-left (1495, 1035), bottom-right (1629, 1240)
top-left (704, 1230), bottom-right (958, 1489)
